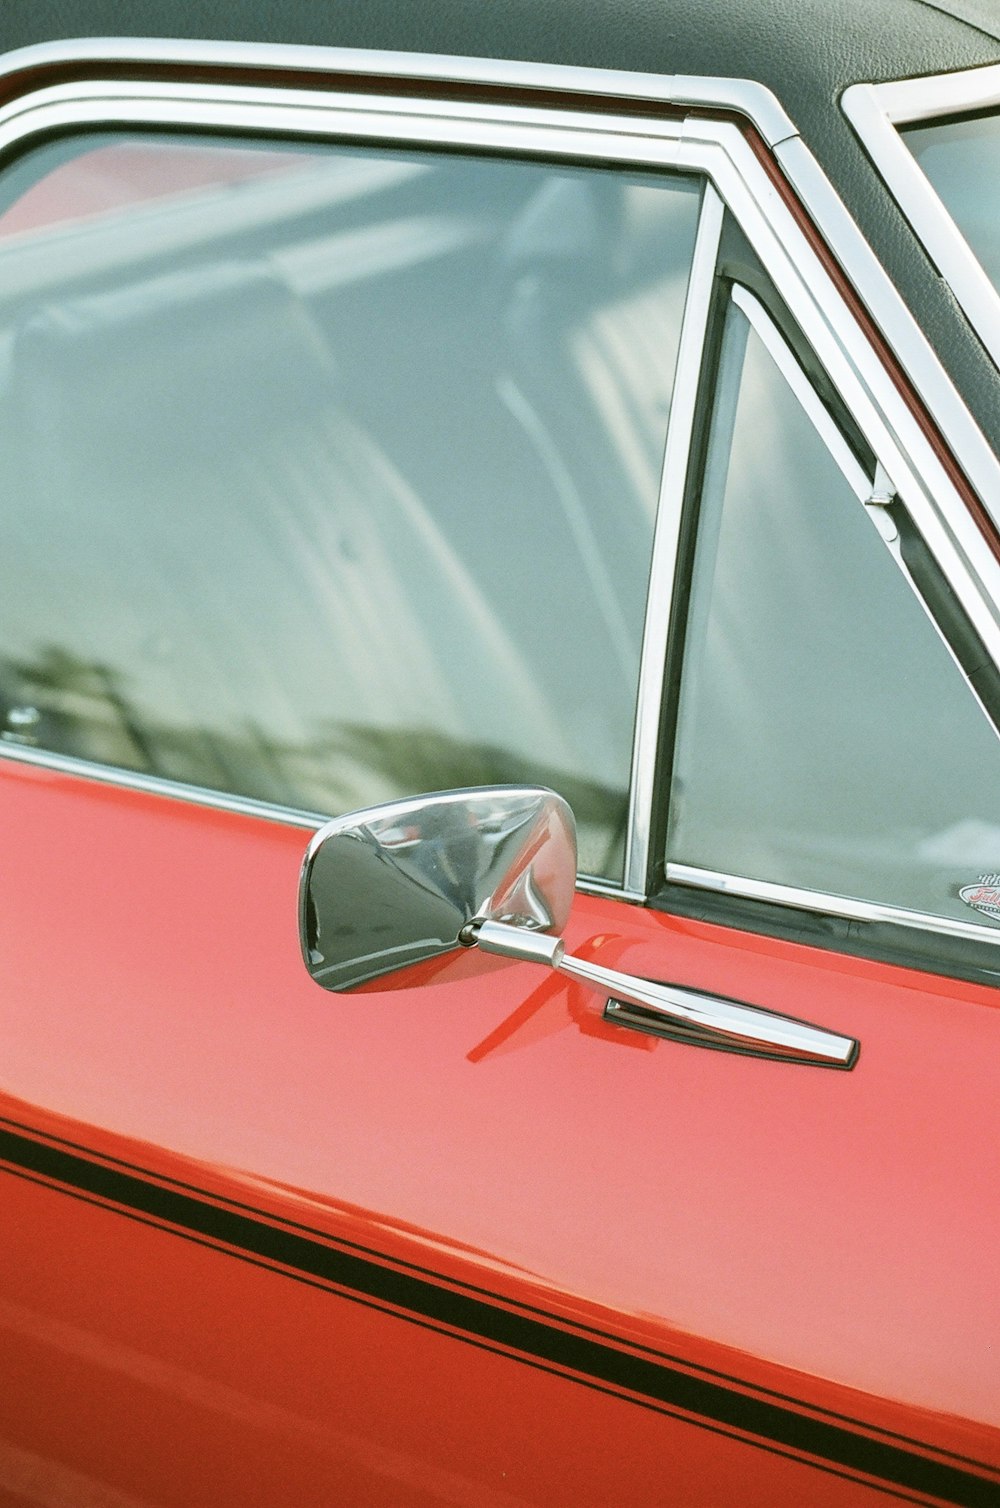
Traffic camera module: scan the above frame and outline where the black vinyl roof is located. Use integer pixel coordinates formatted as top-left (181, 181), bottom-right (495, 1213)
top-left (2, 0), bottom-right (996, 118)
top-left (1, 0), bottom-right (1000, 459)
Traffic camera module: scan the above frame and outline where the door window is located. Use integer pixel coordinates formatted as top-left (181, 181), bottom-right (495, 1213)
top-left (0, 131), bottom-right (703, 879)
top-left (668, 285), bottom-right (1000, 929)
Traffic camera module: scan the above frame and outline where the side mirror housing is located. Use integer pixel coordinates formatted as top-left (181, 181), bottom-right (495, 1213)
top-left (299, 786), bottom-right (576, 991)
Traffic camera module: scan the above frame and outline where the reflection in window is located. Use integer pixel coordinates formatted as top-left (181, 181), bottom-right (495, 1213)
top-left (0, 132), bottom-right (702, 878)
top-left (669, 296), bottom-right (1000, 925)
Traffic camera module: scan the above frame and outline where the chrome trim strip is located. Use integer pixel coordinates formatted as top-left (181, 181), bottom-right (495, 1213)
top-left (666, 862), bottom-right (1000, 947)
top-left (731, 284), bottom-right (871, 499)
top-left (625, 183), bottom-right (724, 895)
top-left (0, 742), bottom-right (325, 829)
top-left (772, 131), bottom-right (1000, 545)
top-left (0, 75), bottom-right (694, 146)
top-left (842, 72), bottom-right (1000, 380)
top-left (734, 288), bottom-right (1000, 744)
top-left (576, 877), bottom-right (646, 903)
top-left (845, 64), bottom-right (1000, 129)
top-left (0, 37), bottom-right (799, 147)
top-left (0, 740), bottom-right (634, 890)
top-left (691, 122), bottom-right (1000, 671)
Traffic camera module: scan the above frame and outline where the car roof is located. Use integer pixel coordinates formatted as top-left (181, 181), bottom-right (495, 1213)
top-left (2, 0), bottom-right (1000, 460)
top-left (3, 0), bottom-right (997, 113)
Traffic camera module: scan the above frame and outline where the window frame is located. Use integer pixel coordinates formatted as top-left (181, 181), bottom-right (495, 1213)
top-left (0, 44), bottom-right (995, 971)
top-left (843, 67), bottom-right (1000, 382)
top-left (659, 271), bottom-right (1000, 969)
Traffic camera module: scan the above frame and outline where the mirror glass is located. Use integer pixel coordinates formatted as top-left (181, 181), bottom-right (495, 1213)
top-left (300, 786), bottom-right (576, 991)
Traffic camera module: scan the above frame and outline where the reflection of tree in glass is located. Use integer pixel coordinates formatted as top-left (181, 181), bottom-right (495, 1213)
top-left (2, 642), bottom-right (156, 770)
top-left (0, 653), bottom-right (628, 878)
top-left (304, 721), bottom-right (628, 877)
top-left (311, 720), bottom-right (616, 820)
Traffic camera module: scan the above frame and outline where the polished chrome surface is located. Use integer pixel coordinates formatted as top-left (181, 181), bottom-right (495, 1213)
top-left (470, 916), bottom-right (856, 1066)
top-left (666, 862), bottom-right (1000, 946)
top-left (600, 979), bottom-right (857, 1067)
top-left (475, 918), bottom-right (565, 967)
top-left (865, 462), bottom-right (901, 544)
top-left (300, 787), bottom-right (576, 990)
top-left (625, 183), bottom-right (725, 897)
top-left (848, 64), bottom-right (1000, 125)
top-left (0, 740), bottom-right (325, 829)
top-left (0, 38), bottom-right (798, 147)
top-left (771, 131), bottom-right (1000, 535)
top-left (681, 126), bottom-right (1000, 683)
top-left (731, 284), bottom-right (871, 500)
top-left (842, 70), bottom-right (1000, 388)
top-left (302, 785), bottom-right (857, 1065)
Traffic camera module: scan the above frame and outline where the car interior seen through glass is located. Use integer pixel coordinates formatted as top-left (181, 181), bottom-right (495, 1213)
top-left (0, 130), bottom-right (702, 880)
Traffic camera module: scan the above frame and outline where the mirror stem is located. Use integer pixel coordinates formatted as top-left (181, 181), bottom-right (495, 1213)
top-left (472, 918), bottom-right (566, 967)
top-left (472, 920), bottom-right (857, 1068)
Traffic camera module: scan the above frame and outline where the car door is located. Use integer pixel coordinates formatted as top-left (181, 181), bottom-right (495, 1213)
top-left (0, 44), bottom-right (998, 1508)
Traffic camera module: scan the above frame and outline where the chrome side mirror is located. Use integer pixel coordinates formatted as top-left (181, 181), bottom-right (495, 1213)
top-left (299, 786), bottom-right (576, 991)
top-left (299, 786), bottom-right (858, 1067)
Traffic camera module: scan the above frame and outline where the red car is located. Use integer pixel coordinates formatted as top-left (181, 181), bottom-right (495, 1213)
top-left (1, 1), bottom-right (999, 1503)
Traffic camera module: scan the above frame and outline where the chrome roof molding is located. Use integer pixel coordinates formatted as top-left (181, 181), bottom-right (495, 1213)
top-left (0, 35), bottom-right (800, 146)
top-left (844, 61), bottom-right (1000, 130)
top-left (843, 67), bottom-right (1000, 383)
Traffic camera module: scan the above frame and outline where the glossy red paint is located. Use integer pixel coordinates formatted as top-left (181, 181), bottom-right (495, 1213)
top-left (1, 1172), bottom-right (897, 1508)
top-left (0, 756), bottom-right (997, 1502)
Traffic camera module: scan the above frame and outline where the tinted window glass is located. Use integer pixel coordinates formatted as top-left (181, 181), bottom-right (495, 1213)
top-left (0, 132), bottom-right (701, 878)
top-left (669, 293), bottom-right (1000, 926)
top-left (903, 113), bottom-right (1000, 295)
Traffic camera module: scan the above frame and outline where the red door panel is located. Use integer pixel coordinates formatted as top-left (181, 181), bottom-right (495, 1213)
top-left (1, 1170), bottom-right (923, 1508)
top-left (0, 756), bottom-right (997, 1503)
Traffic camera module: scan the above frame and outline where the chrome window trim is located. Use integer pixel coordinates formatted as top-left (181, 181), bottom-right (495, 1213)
top-left (730, 283), bottom-right (872, 499)
top-left (625, 182), bottom-right (725, 895)
top-left (668, 288), bottom-right (1000, 935)
top-left (0, 733), bottom-right (645, 899)
top-left (0, 741), bottom-right (325, 830)
top-left (0, 37), bottom-right (801, 146)
top-left (732, 287), bottom-right (1000, 740)
top-left (842, 67), bottom-right (1000, 380)
top-left (771, 130), bottom-right (1000, 542)
top-left (0, 46), bottom-right (994, 946)
top-left (2, 37), bottom-right (994, 533)
top-left (666, 862), bottom-right (1000, 948)
top-left (0, 736), bottom-right (646, 900)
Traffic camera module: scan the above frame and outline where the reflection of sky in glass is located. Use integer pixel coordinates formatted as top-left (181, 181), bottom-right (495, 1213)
top-left (903, 114), bottom-right (1000, 293)
top-left (0, 133), bottom-right (701, 880)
